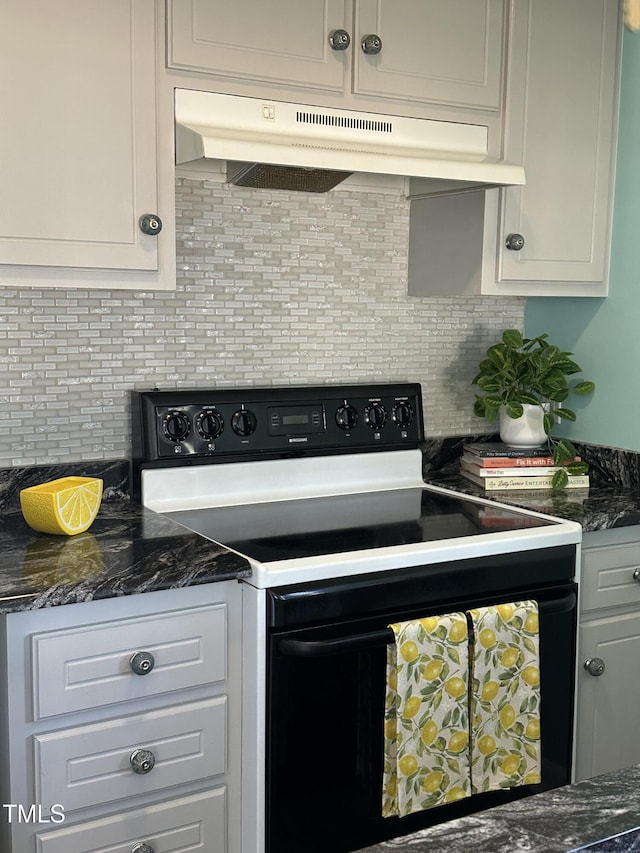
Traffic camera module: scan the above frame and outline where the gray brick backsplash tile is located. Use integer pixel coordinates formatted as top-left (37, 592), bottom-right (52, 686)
top-left (0, 178), bottom-right (525, 465)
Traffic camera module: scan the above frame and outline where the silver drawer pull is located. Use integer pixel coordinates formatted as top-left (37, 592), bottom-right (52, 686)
top-left (131, 844), bottom-right (155, 853)
top-left (129, 748), bottom-right (156, 775)
top-left (584, 657), bottom-right (606, 677)
top-left (634, 568), bottom-right (640, 584)
top-left (129, 651), bottom-right (155, 675)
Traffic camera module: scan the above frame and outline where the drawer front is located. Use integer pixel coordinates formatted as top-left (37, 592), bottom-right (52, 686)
top-left (581, 543), bottom-right (640, 612)
top-left (31, 604), bottom-right (226, 719)
top-left (36, 788), bottom-right (225, 853)
top-left (34, 698), bottom-right (226, 814)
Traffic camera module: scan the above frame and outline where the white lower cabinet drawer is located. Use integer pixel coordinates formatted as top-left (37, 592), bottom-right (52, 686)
top-left (35, 788), bottom-right (226, 853)
top-left (34, 698), bottom-right (226, 814)
top-left (31, 604), bottom-right (227, 719)
top-left (580, 543), bottom-right (640, 612)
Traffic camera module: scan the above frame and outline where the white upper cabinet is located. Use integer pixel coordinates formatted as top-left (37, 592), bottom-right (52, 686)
top-left (167, 0), bottom-right (507, 123)
top-left (353, 0), bottom-right (504, 111)
top-left (482, 0), bottom-right (622, 297)
top-left (408, 0), bottom-right (622, 299)
top-left (168, 0), bottom-right (348, 94)
top-left (0, 0), bottom-right (175, 290)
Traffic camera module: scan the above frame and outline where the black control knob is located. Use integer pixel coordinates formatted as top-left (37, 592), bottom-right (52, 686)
top-left (196, 409), bottom-right (224, 440)
top-left (231, 409), bottom-right (257, 436)
top-left (162, 410), bottom-right (191, 442)
top-left (392, 401), bottom-right (414, 428)
top-left (365, 403), bottom-right (387, 429)
top-left (335, 404), bottom-right (359, 431)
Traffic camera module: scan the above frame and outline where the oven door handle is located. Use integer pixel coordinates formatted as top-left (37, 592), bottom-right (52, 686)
top-left (276, 589), bottom-right (577, 658)
top-left (278, 629), bottom-right (394, 657)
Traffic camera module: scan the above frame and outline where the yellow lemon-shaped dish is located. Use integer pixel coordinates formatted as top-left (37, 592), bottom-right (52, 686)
top-left (20, 477), bottom-right (103, 536)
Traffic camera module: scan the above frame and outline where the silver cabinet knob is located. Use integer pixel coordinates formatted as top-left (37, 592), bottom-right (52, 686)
top-left (329, 29), bottom-right (350, 50)
top-left (129, 651), bottom-right (155, 676)
top-left (131, 845), bottom-right (155, 853)
top-left (361, 33), bottom-right (382, 55)
top-left (505, 233), bottom-right (525, 251)
top-left (139, 214), bottom-right (162, 236)
top-left (584, 657), bottom-right (605, 677)
top-left (633, 568), bottom-right (640, 583)
top-left (129, 748), bottom-right (156, 775)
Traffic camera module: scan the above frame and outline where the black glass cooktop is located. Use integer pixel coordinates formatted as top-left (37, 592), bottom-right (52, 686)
top-left (165, 487), bottom-right (555, 563)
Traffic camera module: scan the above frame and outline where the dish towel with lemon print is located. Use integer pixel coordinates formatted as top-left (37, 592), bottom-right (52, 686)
top-left (382, 613), bottom-right (471, 817)
top-left (469, 600), bottom-right (541, 793)
top-left (382, 601), bottom-right (541, 817)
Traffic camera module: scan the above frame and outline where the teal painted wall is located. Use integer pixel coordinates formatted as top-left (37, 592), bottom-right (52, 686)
top-left (525, 30), bottom-right (640, 450)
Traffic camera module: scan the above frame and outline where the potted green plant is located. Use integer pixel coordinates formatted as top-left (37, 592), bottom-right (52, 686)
top-left (472, 329), bottom-right (595, 489)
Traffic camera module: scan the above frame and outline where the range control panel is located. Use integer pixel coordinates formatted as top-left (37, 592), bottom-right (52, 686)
top-left (132, 383), bottom-right (424, 463)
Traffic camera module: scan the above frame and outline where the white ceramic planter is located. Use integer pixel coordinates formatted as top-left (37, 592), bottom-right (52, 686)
top-left (499, 404), bottom-right (547, 448)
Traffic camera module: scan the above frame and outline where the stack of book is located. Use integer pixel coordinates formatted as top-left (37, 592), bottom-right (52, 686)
top-left (460, 442), bottom-right (589, 491)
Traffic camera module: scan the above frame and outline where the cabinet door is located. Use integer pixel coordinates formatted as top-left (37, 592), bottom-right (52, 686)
top-left (0, 0), bottom-right (161, 273)
top-left (575, 613), bottom-right (640, 782)
top-left (484, 0), bottom-right (621, 296)
top-left (168, 0), bottom-right (348, 93)
top-left (353, 0), bottom-right (505, 110)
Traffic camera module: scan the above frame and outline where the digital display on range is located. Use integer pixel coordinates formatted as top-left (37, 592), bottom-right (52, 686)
top-left (283, 414), bottom-right (309, 426)
top-left (268, 405), bottom-right (324, 435)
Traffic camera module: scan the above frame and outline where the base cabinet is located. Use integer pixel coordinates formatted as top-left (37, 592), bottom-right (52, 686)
top-left (0, 582), bottom-right (242, 853)
top-left (574, 527), bottom-right (640, 781)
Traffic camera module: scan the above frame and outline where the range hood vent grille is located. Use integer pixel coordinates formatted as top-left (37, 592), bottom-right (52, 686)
top-left (228, 162), bottom-right (352, 193)
top-left (295, 110), bottom-right (393, 135)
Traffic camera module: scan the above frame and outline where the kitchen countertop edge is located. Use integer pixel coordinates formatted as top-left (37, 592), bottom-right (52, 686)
top-left (0, 459), bottom-right (251, 614)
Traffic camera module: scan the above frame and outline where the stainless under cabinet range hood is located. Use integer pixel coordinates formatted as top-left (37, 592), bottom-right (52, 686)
top-left (174, 89), bottom-right (525, 195)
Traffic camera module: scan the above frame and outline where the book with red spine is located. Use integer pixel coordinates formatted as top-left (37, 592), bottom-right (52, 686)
top-left (460, 458), bottom-right (577, 478)
top-left (462, 451), bottom-right (580, 469)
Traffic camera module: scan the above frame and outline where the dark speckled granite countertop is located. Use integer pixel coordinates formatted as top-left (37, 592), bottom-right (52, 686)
top-left (356, 765), bottom-right (640, 853)
top-left (2, 438), bottom-right (640, 615)
top-left (421, 437), bottom-right (640, 533)
top-left (0, 460), bottom-right (251, 614)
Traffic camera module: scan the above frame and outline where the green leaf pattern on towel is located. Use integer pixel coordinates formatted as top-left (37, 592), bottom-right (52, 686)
top-left (382, 613), bottom-right (471, 817)
top-left (469, 601), bottom-right (541, 792)
top-left (382, 601), bottom-right (542, 818)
